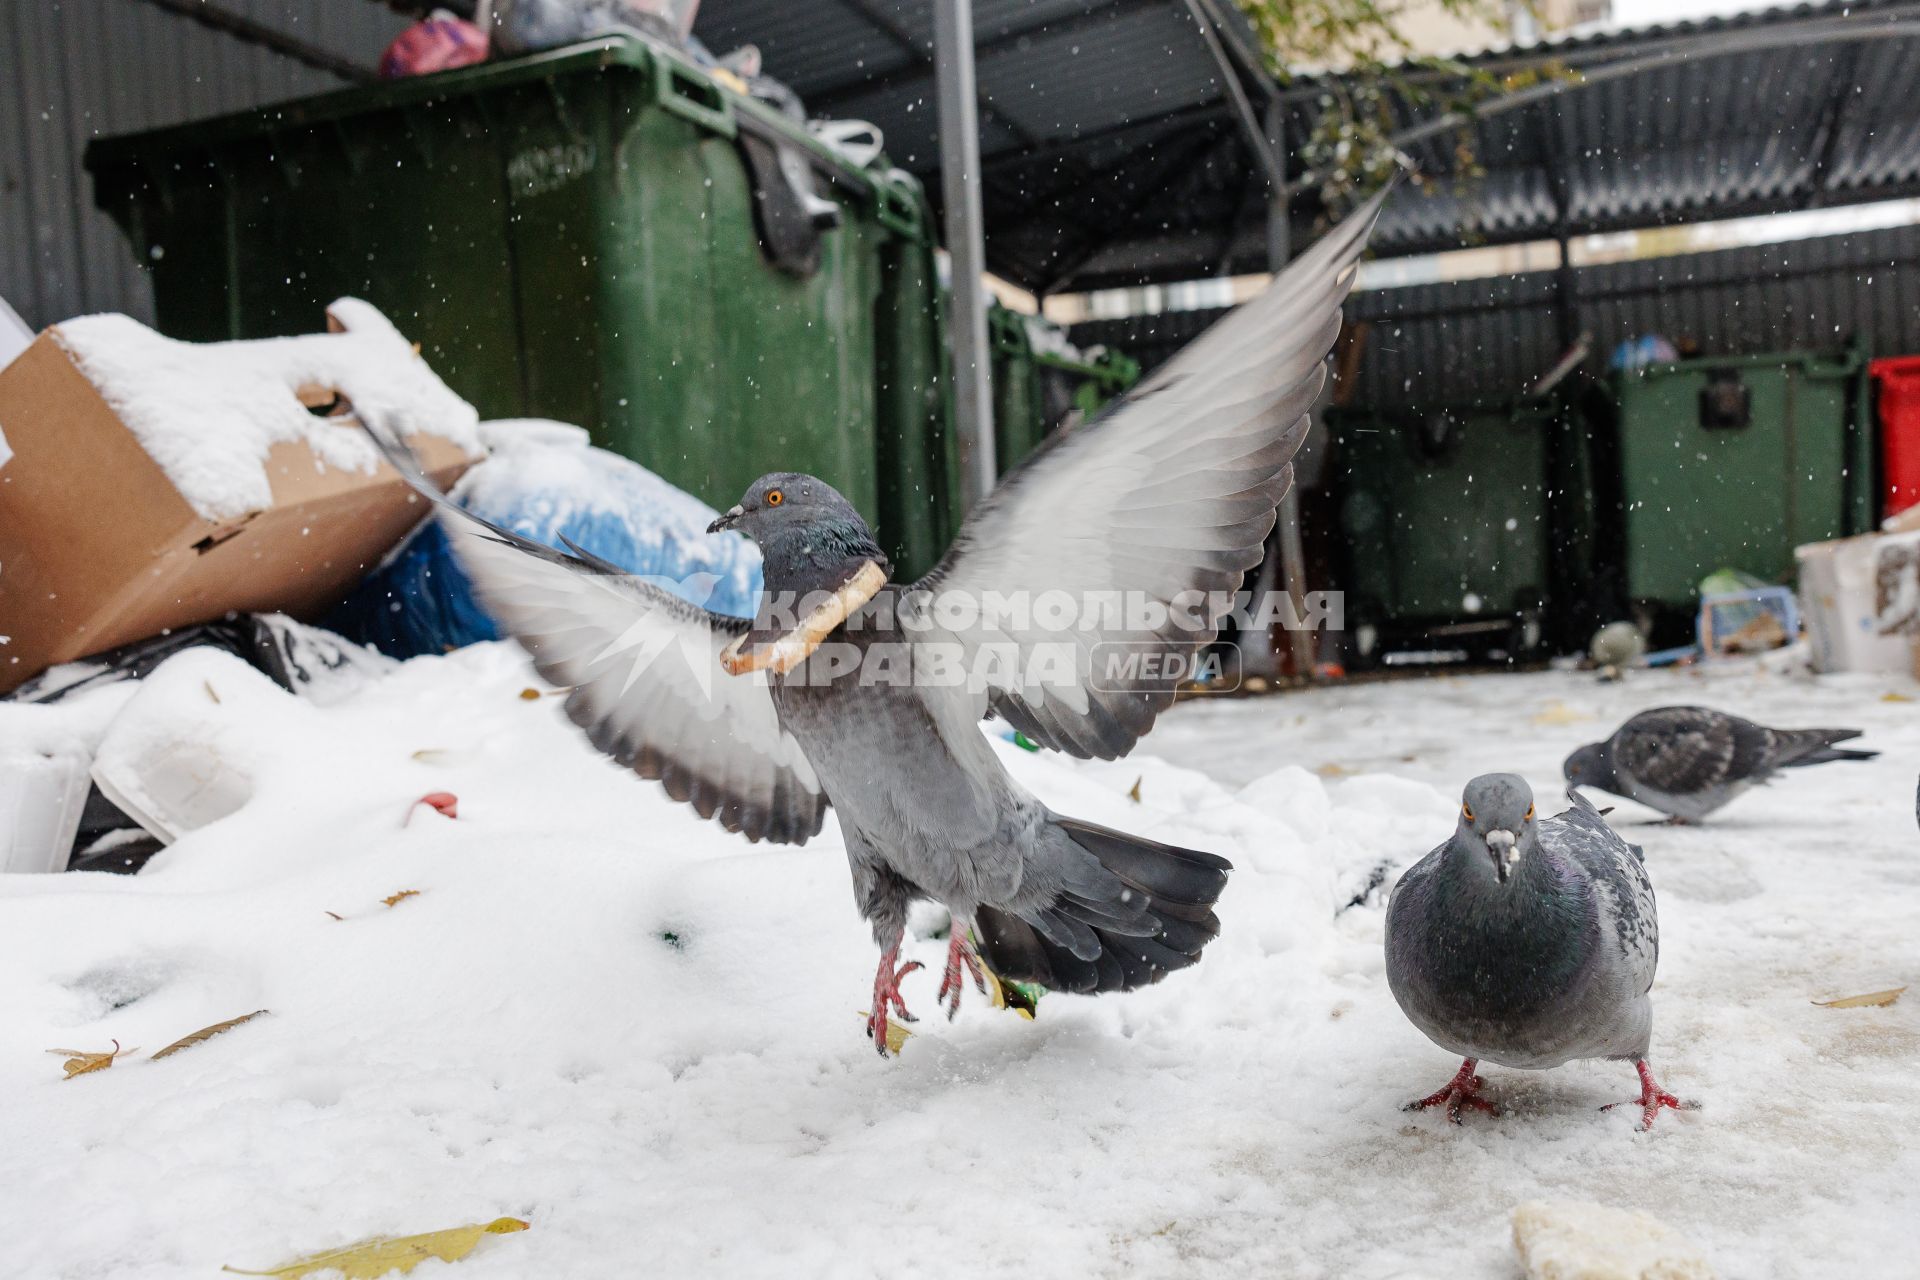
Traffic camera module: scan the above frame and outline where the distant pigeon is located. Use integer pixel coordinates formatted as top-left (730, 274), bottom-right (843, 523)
top-left (1565, 706), bottom-right (1877, 822)
top-left (1386, 775), bottom-right (1689, 1129)
top-left (367, 188), bottom-right (1389, 1055)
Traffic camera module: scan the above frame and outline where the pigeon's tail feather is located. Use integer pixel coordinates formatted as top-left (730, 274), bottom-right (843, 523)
top-left (1772, 727), bottom-right (1876, 768)
top-left (975, 819), bottom-right (1230, 996)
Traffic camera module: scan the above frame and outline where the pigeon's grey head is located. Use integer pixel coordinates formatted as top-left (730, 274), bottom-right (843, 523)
top-left (1456, 773), bottom-right (1538, 886)
top-left (707, 472), bottom-right (872, 542)
top-left (1563, 742), bottom-right (1612, 789)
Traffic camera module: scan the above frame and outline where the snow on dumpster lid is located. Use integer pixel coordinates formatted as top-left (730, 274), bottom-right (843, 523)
top-left (49, 298), bottom-right (482, 523)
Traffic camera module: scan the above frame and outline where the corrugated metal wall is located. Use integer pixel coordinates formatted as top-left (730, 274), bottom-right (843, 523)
top-left (1, 0), bottom-right (405, 330)
top-left (1070, 223), bottom-right (1920, 410)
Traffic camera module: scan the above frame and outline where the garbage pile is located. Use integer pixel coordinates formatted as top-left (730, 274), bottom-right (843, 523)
top-left (0, 301), bottom-right (758, 876)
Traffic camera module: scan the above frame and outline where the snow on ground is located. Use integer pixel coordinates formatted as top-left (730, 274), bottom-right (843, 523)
top-left (2, 647), bottom-right (1917, 1278)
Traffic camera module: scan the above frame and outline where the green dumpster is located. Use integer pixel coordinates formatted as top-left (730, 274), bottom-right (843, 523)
top-left (1610, 346), bottom-right (1873, 632)
top-left (1329, 396), bottom-right (1605, 663)
top-left (86, 38), bottom-right (960, 578)
top-left (988, 303), bottom-right (1139, 476)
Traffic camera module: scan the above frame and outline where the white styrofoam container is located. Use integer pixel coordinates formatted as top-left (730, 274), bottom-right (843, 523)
top-left (1797, 533), bottom-right (1912, 675)
top-left (0, 744), bottom-right (90, 873)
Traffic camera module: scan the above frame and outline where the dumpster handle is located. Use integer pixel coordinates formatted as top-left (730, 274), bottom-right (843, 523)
top-left (655, 60), bottom-right (736, 138)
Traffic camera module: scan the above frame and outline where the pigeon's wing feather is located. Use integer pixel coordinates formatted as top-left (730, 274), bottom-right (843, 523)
top-left (1553, 792), bottom-right (1659, 990)
top-left (358, 418), bottom-right (829, 846)
top-left (453, 529), bottom-right (828, 844)
top-left (906, 188), bottom-right (1388, 759)
top-left (1613, 706), bottom-right (1744, 795)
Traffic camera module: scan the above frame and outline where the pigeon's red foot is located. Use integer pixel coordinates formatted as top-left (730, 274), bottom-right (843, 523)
top-left (1406, 1058), bottom-right (1499, 1122)
top-left (936, 928), bottom-right (988, 1020)
top-left (866, 947), bottom-right (923, 1058)
top-left (1602, 1059), bottom-right (1692, 1131)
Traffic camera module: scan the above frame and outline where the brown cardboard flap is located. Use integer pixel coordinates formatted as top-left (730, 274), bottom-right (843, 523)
top-left (0, 331), bottom-right (474, 693)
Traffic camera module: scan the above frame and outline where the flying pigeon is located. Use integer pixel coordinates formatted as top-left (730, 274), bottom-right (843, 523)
top-left (1565, 706), bottom-right (1877, 823)
top-left (1385, 775), bottom-right (1689, 1129)
top-left (366, 188), bottom-right (1388, 1055)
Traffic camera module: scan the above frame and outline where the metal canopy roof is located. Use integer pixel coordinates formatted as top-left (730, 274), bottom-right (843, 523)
top-left (692, 0), bottom-right (1920, 293)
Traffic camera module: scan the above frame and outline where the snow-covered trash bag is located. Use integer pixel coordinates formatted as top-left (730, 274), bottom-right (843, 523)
top-left (328, 420), bottom-right (762, 659)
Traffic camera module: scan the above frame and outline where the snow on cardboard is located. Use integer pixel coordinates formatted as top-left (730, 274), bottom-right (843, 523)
top-left (0, 299), bottom-right (481, 693)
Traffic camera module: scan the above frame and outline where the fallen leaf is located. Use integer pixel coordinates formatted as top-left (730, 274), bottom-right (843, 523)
top-left (1529, 700), bottom-right (1594, 727)
top-left (1127, 776), bottom-right (1143, 803)
top-left (48, 1039), bottom-right (133, 1079)
top-left (1882, 691), bottom-right (1914, 703)
top-left (222, 1216), bottom-right (529, 1278)
top-left (1314, 762), bottom-right (1349, 778)
top-left (857, 1011), bottom-right (913, 1055)
top-left (324, 911), bottom-right (344, 922)
top-left (204, 680), bottom-right (222, 705)
top-left (383, 889), bottom-right (421, 909)
top-left (152, 1010), bottom-right (268, 1061)
top-left (518, 687), bottom-right (542, 701)
top-left (1813, 986), bottom-right (1906, 1008)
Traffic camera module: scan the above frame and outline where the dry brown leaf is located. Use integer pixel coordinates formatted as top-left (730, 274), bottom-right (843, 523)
top-left (48, 1039), bottom-right (133, 1079)
top-left (222, 1216), bottom-right (529, 1278)
top-left (383, 889), bottom-right (421, 909)
top-left (1812, 986), bottom-right (1906, 1009)
top-left (518, 687), bottom-right (542, 701)
top-left (204, 680), bottom-right (222, 704)
top-left (1127, 776), bottom-right (1143, 803)
top-left (152, 1010), bottom-right (268, 1061)
top-left (324, 911), bottom-right (344, 922)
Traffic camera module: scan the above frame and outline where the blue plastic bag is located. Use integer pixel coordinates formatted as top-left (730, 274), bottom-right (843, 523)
top-left (328, 420), bottom-right (761, 658)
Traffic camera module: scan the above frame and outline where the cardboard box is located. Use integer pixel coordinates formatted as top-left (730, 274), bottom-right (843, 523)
top-left (0, 309), bottom-right (475, 693)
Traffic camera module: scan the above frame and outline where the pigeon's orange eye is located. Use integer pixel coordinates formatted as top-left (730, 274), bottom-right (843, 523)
top-left (1462, 804), bottom-right (1474, 822)
top-left (766, 489), bottom-right (784, 507)
top-left (1525, 804), bottom-right (1535, 821)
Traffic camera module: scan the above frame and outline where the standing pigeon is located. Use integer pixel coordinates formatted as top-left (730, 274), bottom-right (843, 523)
top-left (366, 189), bottom-right (1388, 1055)
top-left (1385, 775), bottom-right (1689, 1130)
top-left (1565, 706), bottom-right (1877, 823)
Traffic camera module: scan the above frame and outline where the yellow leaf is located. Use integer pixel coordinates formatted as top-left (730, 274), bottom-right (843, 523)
top-left (1314, 762), bottom-right (1349, 778)
top-left (518, 687), bottom-right (542, 701)
top-left (382, 889), bottom-right (421, 909)
top-left (47, 1039), bottom-right (133, 1079)
top-left (1127, 776), bottom-right (1143, 803)
top-left (152, 1010), bottom-right (268, 1061)
top-left (223, 1217), bottom-right (529, 1278)
top-left (1881, 691), bottom-right (1914, 703)
top-left (1530, 700), bottom-right (1594, 727)
top-left (1812, 986), bottom-right (1906, 1009)
top-left (857, 1011), bottom-right (913, 1055)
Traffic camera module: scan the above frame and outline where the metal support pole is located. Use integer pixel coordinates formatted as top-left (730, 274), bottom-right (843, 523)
top-left (934, 0), bottom-right (997, 508)
top-left (1266, 99), bottom-right (1317, 681)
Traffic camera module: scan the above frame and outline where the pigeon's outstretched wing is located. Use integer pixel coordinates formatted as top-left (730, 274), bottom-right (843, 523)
top-left (1614, 706), bottom-right (1767, 795)
top-left (362, 425), bottom-right (829, 845)
top-left (906, 187), bottom-right (1388, 759)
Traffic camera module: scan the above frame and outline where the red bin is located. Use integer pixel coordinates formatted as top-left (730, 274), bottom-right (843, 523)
top-left (1870, 356), bottom-right (1920, 518)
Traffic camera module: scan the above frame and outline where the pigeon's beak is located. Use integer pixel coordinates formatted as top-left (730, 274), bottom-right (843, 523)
top-left (1485, 830), bottom-right (1518, 884)
top-left (707, 505), bottom-right (745, 534)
